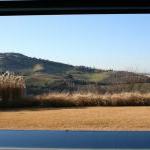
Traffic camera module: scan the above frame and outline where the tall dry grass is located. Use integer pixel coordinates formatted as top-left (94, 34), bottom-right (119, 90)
top-left (1, 92), bottom-right (150, 108)
top-left (34, 92), bottom-right (150, 107)
top-left (1, 71), bottom-right (150, 108)
top-left (0, 72), bottom-right (26, 104)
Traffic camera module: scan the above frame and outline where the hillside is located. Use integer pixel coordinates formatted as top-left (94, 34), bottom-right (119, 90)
top-left (0, 52), bottom-right (150, 95)
top-left (0, 53), bottom-right (74, 74)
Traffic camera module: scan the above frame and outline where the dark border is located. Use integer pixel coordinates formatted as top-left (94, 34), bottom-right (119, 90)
top-left (0, 0), bottom-right (150, 15)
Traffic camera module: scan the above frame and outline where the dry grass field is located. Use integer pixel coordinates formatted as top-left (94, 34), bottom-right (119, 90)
top-left (0, 107), bottom-right (150, 130)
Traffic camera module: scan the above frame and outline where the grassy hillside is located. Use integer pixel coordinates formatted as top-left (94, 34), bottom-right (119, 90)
top-left (0, 53), bottom-right (74, 74)
top-left (0, 52), bottom-right (150, 95)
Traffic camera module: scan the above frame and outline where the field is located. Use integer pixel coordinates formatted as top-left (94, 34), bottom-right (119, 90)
top-left (1, 71), bottom-right (150, 131)
top-left (0, 107), bottom-right (150, 130)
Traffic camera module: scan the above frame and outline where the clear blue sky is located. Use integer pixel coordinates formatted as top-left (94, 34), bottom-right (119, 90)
top-left (0, 14), bottom-right (150, 73)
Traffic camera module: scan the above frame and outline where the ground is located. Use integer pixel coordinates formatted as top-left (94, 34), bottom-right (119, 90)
top-left (0, 107), bottom-right (150, 130)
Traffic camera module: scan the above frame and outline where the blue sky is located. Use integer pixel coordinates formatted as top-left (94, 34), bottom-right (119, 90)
top-left (0, 14), bottom-right (150, 73)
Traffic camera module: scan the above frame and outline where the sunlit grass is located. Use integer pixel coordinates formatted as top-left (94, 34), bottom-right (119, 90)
top-left (0, 107), bottom-right (150, 130)
top-left (34, 92), bottom-right (150, 107)
top-left (2, 91), bottom-right (150, 107)
top-left (0, 72), bottom-right (26, 102)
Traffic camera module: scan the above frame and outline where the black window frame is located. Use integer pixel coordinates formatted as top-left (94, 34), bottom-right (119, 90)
top-left (0, 0), bottom-right (150, 16)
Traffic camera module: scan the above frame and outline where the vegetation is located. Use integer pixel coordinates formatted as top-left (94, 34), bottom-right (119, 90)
top-left (0, 107), bottom-right (150, 130)
top-left (1, 92), bottom-right (150, 108)
top-left (1, 53), bottom-right (150, 130)
top-left (1, 53), bottom-right (150, 108)
top-left (29, 92), bottom-right (150, 107)
top-left (1, 53), bottom-right (150, 95)
top-left (0, 71), bottom-right (26, 105)
top-left (1, 53), bottom-right (150, 131)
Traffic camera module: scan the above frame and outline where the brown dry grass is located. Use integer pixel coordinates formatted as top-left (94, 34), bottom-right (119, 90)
top-left (2, 92), bottom-right (150, 108)
top-left (0, 72), bottom-right (26, 102)
top-left (0, 107), bottom-right (150, 130)
top-left (35, 92), bottom-right (150, 107)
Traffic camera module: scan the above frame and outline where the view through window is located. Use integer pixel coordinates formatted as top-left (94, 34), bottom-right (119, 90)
top-left (0, 14), bottom-right (150, 130)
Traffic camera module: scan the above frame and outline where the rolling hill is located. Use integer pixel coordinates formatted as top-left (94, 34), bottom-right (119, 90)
top-left (0, 52), bottom-right (150, 95)
top-left (0, 52), bottom-right (74, 74)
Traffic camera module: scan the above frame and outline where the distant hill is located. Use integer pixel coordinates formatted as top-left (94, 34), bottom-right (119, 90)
top-left (0, 52), bottom-right (150, 95)
top-left (0, 53), bottom-right (74, 74)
